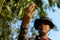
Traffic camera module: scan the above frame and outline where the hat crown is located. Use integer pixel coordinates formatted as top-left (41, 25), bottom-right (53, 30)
top-left (34, 17), bottom-right (54, 30)
top-left (40, 17), bottom-right (51, 21)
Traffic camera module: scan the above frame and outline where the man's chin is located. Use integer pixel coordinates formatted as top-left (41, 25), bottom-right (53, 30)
top-left (40, 31), bottom-right (47, 34)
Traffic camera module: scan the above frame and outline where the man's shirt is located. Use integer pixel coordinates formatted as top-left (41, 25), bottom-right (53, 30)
top-left (35, 36), bottom-right (51, 40)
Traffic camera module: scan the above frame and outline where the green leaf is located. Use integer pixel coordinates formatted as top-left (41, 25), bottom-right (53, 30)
top-left (34, 0), bottom-right (43, 8)
top-left (7, 15), bottom-right (13, 21)
top-left (18, 7), bottom-right (24, 20)
top-left (48, 0), bottom-right (55, 7)
top-left (0, 0), bottom-right (3, 6)
top-left (10, 0), bottom-right (14, 7)
top-left (6, 5), bottom-right (12, 15)
top-left (38, 8), bottom-right (47, 17)
top-left (55, 0), bottom-right (60, 8)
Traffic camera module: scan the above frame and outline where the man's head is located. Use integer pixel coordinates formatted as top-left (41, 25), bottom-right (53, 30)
top-left (34, 17), bottom-right (54, 33)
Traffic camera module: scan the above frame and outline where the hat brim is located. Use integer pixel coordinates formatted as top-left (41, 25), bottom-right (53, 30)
top-left (34, 19), bottom-right (54, 30)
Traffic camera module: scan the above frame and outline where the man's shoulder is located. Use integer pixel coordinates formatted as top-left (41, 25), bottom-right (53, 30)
top-left (35, 36), bottom-right (51, 40)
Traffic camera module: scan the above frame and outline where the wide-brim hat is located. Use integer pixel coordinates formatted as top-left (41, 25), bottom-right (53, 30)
top-left (34, 17), bottom-right (54, 30)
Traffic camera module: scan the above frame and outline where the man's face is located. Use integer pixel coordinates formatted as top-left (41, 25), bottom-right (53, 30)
top-left (38, 23), bottom-right (50, 34)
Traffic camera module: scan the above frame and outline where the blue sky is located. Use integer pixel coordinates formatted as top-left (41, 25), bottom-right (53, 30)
top-left (46, 7), bottom-right (60, 40)
top-left (11, 0), bottom-right (60, 40)
top-left (28, 6), bottom-right (60, 40)
top-left (12, 7), bottom-right (60, 40)
top-left (42, 0), bottom-right (60, 40)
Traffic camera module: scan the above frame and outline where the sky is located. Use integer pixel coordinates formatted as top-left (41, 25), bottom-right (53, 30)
top-left (43, 0), bottom-right (60, 40)
top-left (12, 7), bottom-right (60, 40)
top-left (28, 6), bottom-right (60, 40)
top-left (11, 0), bottom-right (60, 40)
top-left (46, 7), bottom-right (60, 40)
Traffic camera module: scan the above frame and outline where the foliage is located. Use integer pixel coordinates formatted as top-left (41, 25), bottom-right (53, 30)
top-left (0, 0), bottom-right (60, 40)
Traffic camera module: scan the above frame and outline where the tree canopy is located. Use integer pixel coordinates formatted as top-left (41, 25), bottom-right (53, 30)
top-left (0, 0), bottom-right (60, 40)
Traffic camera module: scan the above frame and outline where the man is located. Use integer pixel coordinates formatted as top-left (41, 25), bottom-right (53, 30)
top-left (18, 3), bottom-right (54, 40)
top-left (34, 17), bottom-right (54, 40)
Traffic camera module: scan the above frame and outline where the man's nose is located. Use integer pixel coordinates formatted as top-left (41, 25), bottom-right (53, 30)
top-left (41, 24), bottom-right (46, 28)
